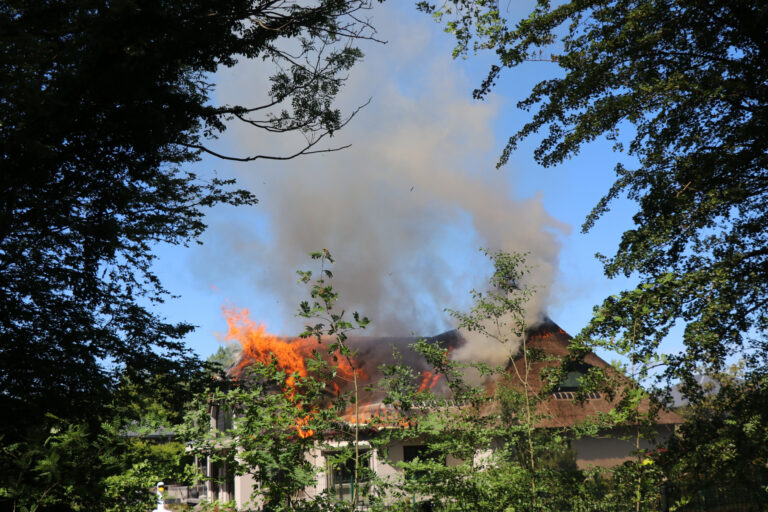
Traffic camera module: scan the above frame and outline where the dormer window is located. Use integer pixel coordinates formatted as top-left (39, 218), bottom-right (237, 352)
top-left (558, 370), bottom-right (583, 392)
top-left (553, 363), bottom-right (601, 400)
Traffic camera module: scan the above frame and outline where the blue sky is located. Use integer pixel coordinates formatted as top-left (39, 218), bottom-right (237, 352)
top-left (150, 3), bottom-right (660, 364)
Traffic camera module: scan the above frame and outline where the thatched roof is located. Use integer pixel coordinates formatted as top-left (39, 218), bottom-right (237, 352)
top-left (509, 317), bottom-right (682, 428)
top-left (231, 317), bottom-right (682, 429)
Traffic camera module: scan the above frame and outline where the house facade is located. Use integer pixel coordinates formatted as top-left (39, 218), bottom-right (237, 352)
top-left (205, 318), bottom-right (681, 509)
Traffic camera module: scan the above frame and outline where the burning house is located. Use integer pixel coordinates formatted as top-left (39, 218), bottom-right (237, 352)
top-left (201, 308), bottom-right (681, 508)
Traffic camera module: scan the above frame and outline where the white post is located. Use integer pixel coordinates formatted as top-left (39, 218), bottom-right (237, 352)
top-left (153, 481), bottom-right (171, 512)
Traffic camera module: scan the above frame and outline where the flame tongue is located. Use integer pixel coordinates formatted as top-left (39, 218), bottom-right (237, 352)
top-left (227, 306), bottom-right (310, 380)
top-left (224, 306), bottom-right (370, 436)
top-left (416, 347), bottom-right (452, 392)
top-left (417, 369), bottom-right (441, 392)
top-left (225, 306), bottom-right (318, 435)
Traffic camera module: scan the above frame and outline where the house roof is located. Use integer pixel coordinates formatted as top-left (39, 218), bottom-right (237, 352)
top-left (508, 317), bottom-right (682, 428)
top-left (231, 317), bottom-right (682, 429)
top-left (122, 423), bottom-right (175, 439)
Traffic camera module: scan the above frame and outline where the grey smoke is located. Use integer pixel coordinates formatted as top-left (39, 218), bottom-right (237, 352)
top-left (199, 6), bottom-right (570, 367)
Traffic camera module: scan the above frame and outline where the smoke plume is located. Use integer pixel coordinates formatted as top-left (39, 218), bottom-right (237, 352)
top-left (198, 5), bottom-right (569, 367)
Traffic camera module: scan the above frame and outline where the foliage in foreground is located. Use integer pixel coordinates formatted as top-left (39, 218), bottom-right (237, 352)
top-left (420, 0), bottom-right (768, 412)
top-left (182, 250), bottom-right (372, 512)
top-left (1, 1), bottom-right (379, 509)
top-left (421, 1), bottom-right (768, 503)
top-left (0, 375), bottom-right (198, 512)
top-left (664, 364), bottom-right (768, 495)
top-left (368, 250), bottom-right (665, 512)
top-left (185, 250), bottom-right (674, 511)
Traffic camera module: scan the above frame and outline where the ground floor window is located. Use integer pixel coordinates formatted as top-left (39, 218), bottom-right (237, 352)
top-left (403, 444), bottom-right (444, 481)
top-left (325, 450), bottom-right (372, 501)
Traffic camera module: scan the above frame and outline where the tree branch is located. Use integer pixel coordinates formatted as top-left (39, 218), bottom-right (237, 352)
top-left (182, 98), bottom-right (370, 162)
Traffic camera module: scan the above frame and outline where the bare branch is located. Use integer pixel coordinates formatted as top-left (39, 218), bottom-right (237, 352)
top-left (183, 98), bottom-right (371, 162)
top-left (255, 18), bottom-right (293, 32)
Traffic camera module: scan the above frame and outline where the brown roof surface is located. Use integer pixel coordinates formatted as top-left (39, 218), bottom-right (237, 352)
top-left (507, 318), bottom-right (682, 428)
top-left (233, 317), bottom-right (682, 429)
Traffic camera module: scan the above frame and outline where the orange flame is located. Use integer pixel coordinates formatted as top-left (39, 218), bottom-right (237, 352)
top-left (227, 307), bottom-right (311, 383)
top-left (342, 403), bottom-right (386, 425)
top-left (417, 370), bottom-right (442, 392)
top-left (223, 306), bottom-right (369, 436)
top-left (416, 347), bottom-right (452, 392)
top-left (225, 306), bottom-right (321, 436)
top-left (296, 415), bottom-right (314, 438)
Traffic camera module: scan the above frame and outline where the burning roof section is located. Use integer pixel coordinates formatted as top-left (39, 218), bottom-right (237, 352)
top-left (224, 307), bottom-right (681, 428)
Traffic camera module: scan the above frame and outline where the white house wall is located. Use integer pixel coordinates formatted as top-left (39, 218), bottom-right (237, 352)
top-left (571, 426), bottom-right (673, 469)
top-left (232, 430), bottom-right (674, 508)
top-left (233, 438), bottom-right (474, 509)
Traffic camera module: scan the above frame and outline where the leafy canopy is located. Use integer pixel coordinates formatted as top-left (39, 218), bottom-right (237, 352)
top-left (1, 0), bottom-right (380, 436)
top-left (420, 0), bottom-right (768, 385)
top-left (1, 1), bottom-right (380, 509)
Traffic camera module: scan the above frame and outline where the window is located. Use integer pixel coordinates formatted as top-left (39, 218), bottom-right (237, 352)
top-left (403, 445), bottom-right (430, 463)
top-left (211, 404), bottom-right (233, 432)
top-left (553, 363), bottom-right (601, 399)
top-left (558, 370), bottom-right (583, 391)
top-left (402, 445), bottom-right (443, 481)
top-left (325, 450), bottom-right (372, 500)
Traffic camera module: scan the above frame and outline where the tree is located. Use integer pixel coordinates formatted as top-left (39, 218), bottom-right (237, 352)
top-left (419, 0), bottom-right (768, 392)
top-left (208, 344), bottom-right (242, 373)
top-left (182, 250), bottom-right (372, 511)
top-left (446, 250), bottom-right (541, 499)
top-left (663, 364), bottom-right (768, 500)
top-left (1, 1), bottom-right (379, 508)
top-left (373, 250), bottom-right (647, 512)
top-left (422, 1), bottom-right (767, 503)
top-left (182, 361), bottom-right (332, 511)
top-left (296, 249), bottom-right (371, 508)
top-left (1, 0), bottom-right (378, 434)
top-left (0, 374), bottom-right (199, 512)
